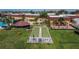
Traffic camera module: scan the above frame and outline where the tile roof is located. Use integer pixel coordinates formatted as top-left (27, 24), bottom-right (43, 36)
top-left (11, 21), bottom-right (30, 27)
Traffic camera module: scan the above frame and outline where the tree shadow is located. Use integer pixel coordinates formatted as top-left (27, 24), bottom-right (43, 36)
top-left (74, 31), bottom-right (79, 35)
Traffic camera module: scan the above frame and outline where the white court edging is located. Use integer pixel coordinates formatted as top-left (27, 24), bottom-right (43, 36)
top-left (39, 27), bottom-right (42, 37)
top-left (27, 25), bottom-right (53, 43)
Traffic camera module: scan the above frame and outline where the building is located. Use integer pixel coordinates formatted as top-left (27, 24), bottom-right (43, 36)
top-left (11, 21), bottom-right (30, 28)
top-left (72, 18), bottom-right (79, 25)
top-left (4, 13), bottom-right (39, 25)
top-left (3, 13), bottom-right (79, 26)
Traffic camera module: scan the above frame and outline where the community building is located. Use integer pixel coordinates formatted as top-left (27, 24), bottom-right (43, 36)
top-left (11, 21), bottom-right (30, 28)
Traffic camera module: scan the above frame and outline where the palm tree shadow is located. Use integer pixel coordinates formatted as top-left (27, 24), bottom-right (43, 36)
top-left (74, 31), bottom-right (79, 35)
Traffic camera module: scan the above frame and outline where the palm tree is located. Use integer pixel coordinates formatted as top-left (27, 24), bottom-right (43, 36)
top-left (22, 14), bottom-right (25, 21)
top-left (39, 11), bottom-right (48, 18)
top-left (34, 17), bottom-right (38, 24)
top-left (53, 19), bottom-right (58, 25)
top-left (0, 15), bottom-right (11, 29)
top-left (39, 11), bottom-right (50, 26)
top-left (58, 17), bottom-right (65, 25)
top-left (0, 13), bottom-right (13, 24)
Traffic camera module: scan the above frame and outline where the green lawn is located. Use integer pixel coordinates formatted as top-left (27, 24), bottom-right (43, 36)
top-left (42, 25), bottom-right (50, 37)
top-left (0, 27), bottom-right (79, 49)
top-left (26, 29), bottom-right (79, 49)
top-left (30, 26), bottom-right (39, 37)
top-left (30, 25), bottom-right (50, 37)
top-left (0, 28), bottom-right (31, 49)
top-left (49, 29), bottom-right (79, 49)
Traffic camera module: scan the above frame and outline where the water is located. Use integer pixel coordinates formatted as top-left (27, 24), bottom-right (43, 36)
top-left (0, 22), bottom-right (8, 26)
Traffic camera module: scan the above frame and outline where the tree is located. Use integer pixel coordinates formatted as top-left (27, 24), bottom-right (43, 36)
top-left (34, 17), bottom-right (38, 24)
top-left (22, 14), bottom-right (25, 21)
top-left (56, 10), bottom-right (68, 15)
top-left (3, 16), bottom-right (11, 24)
top-left (74, 10), bottom-right (79, 14)
top-left (58, 17), bottom-right (65, 26)
top-left (53, 19), bottom-right (58, 25)
top-left (39, 11), bottom-right (51, 26)
top-left (45, 19), bottom-right (50, 27)
top-left (30, 10), bottom-right (35, 14)
top-left (39, 11), bottom-right (48, 18)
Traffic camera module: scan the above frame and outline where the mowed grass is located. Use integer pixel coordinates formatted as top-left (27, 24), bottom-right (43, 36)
top-left (26, 29), bottom-right (79, 49)
top-left (42, 26), bottom-right (50, 37)
top-left (0, 28), bottom-right (31, 49)
top-left (49, 29), bottom-right (79, 49)
top-left (0, 27), bottom-right (55, 49)
top-left (30, 26), bottom-right (39, 37)
top-left (26, 26), bottom-right (55, 49)
top-left (30, 25), bottom-right (50, 37)
top-left (0, 27), bottom-right (79, 48)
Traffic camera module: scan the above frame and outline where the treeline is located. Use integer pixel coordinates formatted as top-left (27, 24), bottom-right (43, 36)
top-left (0, 9), bottom-right (79, 14)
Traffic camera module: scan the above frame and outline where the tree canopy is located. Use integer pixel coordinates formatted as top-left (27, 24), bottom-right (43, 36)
top-left (39, 11), bottom-right (48, 18)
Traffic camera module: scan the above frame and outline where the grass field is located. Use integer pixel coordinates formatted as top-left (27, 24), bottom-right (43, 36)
top-left (42, 26), bottom-right (50, 37)
top-left (0, 27), bottom-right (79, 48)
top-left (49, 29), bottom-right (79, 49)
top-left (0, 28), bottom-right (31, 49)
top-left (26, 29), bottom-right (79, 48)
top-left (30, 26), bottom-right (39, 37)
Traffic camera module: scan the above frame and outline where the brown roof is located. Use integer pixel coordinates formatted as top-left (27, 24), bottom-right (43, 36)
top-left (11, 21), bottom-right (30, 27)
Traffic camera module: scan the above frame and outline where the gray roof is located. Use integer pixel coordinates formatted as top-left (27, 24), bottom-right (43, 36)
top-left (73, 18), bottom-right (79, 24)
